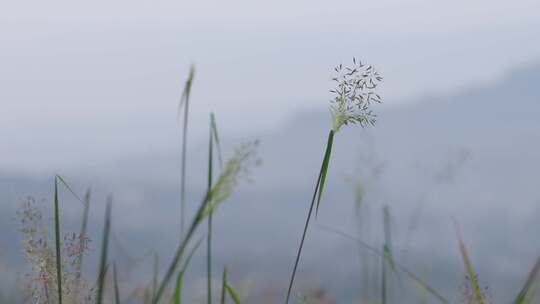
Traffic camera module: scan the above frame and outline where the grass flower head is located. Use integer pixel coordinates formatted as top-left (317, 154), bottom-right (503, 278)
top-left (202, 140), bottom-right (261, 218)
top-left (330, 58), bottom-right (383, 132)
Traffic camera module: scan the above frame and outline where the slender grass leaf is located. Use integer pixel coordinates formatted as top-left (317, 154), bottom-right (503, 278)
top-left (113, 262), bottom-right (121, 304)
top-left (514, 256), bottom-right (540, 304)
top-left (208, 118), bottom-right (214, 304)
top-left (210, 113), bottom-right (223, 168)
top-left (53, 176), bottom-right (64, 304)
top-left (225, 284), bottom-right (241, 304)
top-left (220, 267), bottom-right (240, 304)
top-left (157, 141), bottom-right (257, 304)
top-left (154, 191), bottom-right (211, 304)
top-left (315, 130), bottom-right (334, 215)
top-left (55, 174), bottom-right (84, 204)
top-left (178, 65), bottom-right (195, 237)
top-left (172, 238), bottom-right (203, 304)
top-left (97, 197), bottom-right (113, 304)
top-left (286, 131), bottom-right (333, 304)
top-left (220, 267), bottom-right (227, 304)
top-left (52, 174), bottom-right (84, 304)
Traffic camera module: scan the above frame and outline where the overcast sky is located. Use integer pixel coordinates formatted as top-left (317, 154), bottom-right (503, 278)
top-left (1, 0), bottom-right (540, 173)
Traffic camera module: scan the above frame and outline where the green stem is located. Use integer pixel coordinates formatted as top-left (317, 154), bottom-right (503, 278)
top-left (53, 176), bottom-right (63, 304)
top-left (285, 130), bottom-right (334, 304)
top-left (154, 188), bottom-right (212, 303)
top-left (207, 115), bottom-right (214, 304)
top-left (97, 198), bottom-right (112, 304)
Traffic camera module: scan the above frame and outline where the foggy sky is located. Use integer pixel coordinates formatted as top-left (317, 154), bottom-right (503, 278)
top-left (1, 0), bottom-right (540, 173)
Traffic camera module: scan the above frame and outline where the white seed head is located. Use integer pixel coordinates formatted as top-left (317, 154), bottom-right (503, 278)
top-left (330, 58), bottom-right (383, 132)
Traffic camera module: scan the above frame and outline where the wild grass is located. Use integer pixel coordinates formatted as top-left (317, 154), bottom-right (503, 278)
top-left (285, 58), bottom-right (383, 304)
top-left (178, 65), bottom-right (195, 238)
top-left (9, 61), bottom-right (540, 304)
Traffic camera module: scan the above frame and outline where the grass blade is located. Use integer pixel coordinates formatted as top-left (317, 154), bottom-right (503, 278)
top-left (513, 256), bottom-right (540, 304)
top-left (210, 113), bottom-right (224, 168)
top-left (221, 267), bottom-right (241, 304)
top-left (315, 130), bottom-right (334, 215)
top-left (97, 197), bottom-right (113, 304)
top-left (156, 141), bottom-right (258, 304)
top-left (53, 176), bottom-right (63, 304)
top-left (220, 267), bottom-right (227, 304)
top-left (52, 174), bottom-right (85, 303)
top-left (179, 65), bottom-right (195, 238)
top-left (455, 222), bottom-right (484, 304)
top-left (225, 284), bottom-right (241, 304)
top-left (113, 262), bottom-right (121, 304)
top-left (56, 174), bottom-right (84, 204)
top-left (285, 130), bottom-right (334, 304)
top-left (207, 115), bottom-right (215, 304)
top-left (154, 192), bottom-right (211, 304)
top-left (172, 238), bottom-right (204, 304)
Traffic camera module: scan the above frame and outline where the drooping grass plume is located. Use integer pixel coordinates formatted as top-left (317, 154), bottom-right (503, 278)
top-left (153, 141), bottom-right (259, 304)
top-left (178, 65), bottom-right (195, 238)
top-left (513, 256), bottom-right (540, 304)
top-left (318, 224), bottom-right (449, 304)
top-left (172, 238), bottom-right (203, 304)
top-left (455, 221), bottom-right (484, 304)
top-left (97, 197), bottom-right (113, 304)
top-left (285, 58), bottom-right (383, 304)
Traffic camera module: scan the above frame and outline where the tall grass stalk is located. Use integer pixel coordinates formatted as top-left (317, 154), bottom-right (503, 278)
top-left (172, 239), bottom-right (203, 304)
top-left (52, 175), bottom-right (85, 304)
top-left (97, 197), bottom-right (113, 304)
top-left (179, 65), bottom-right (195, 238)
top-left (285, 58), bottom-right (382, 304)
top-left (207, 114), bottom-right (215, 304)
top-left (113, 262), bottom-right (121, 304)
top-left (207, 113), bottom-right (224, 304)
top-left (53, 176), bottom-right (63, 304)
top-left (513, 256), bottom-right (540, 304)
top-left (153, 141), bottom-right (259, 304)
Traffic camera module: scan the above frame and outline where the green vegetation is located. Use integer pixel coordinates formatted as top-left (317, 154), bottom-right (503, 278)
top-left (286, 58), bottom-right (383, 304)
top-left (8, 61), bottom-right (540, 304)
